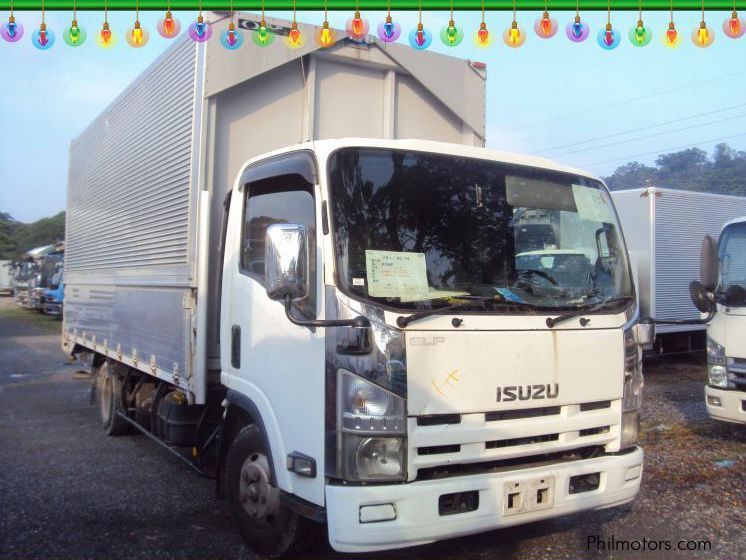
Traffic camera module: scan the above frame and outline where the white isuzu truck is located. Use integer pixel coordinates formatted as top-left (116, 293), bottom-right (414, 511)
top-left (691, 218), bottom-right (746, 425)
top-left (64, 13), bottom-right (644, 557)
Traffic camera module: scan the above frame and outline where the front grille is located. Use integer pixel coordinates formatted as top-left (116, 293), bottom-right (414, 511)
top-left (409, 400), bottom-right (621, 480)
top-left (417, 414), bottom-right (462, 426)
top-left (727, 358), bottom-right (746, 389)
top-left (418, 444), bottom-right (461, 455)
top-left (486, 433), bottom-right (559, 449)
top-left (485, 406), bottom-right (560, 422)
top-left (579, 426), bottom-right (610, 437)
top-left (417, 446), bottom-right (605, 481)
top-left (580, 400), bottom-right (611, 411)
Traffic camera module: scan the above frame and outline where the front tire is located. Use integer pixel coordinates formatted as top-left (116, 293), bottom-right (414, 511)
top-left (226, 425), bottom-right (320, 558)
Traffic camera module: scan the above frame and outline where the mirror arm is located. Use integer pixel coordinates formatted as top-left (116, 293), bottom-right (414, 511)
top-left (284, 295), bottom-right (370, 328)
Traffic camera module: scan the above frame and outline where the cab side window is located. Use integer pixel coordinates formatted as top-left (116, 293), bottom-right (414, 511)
top-left (240, 176), bottom-right (316, 315)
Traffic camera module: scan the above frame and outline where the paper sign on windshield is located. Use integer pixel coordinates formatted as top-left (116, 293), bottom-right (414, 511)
top-left (365, 250), bottom-right (429, 300)
top-left (572, 184), bottom-right (611, 223)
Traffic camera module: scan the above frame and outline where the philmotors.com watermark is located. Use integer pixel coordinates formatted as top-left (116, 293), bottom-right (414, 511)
top-left (587, 535), bottom-right (712, 553)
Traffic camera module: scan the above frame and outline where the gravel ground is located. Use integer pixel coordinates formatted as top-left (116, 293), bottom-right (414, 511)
top-left (0, 296), bottom-right (744, 560)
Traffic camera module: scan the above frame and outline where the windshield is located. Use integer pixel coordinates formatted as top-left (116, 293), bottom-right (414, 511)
top-left (719, 222), bottom-right (746, 297)
top-left (328, 147), bottom-right (633, 311)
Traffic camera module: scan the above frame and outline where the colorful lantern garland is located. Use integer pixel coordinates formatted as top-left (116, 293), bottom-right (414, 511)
top-left (3, 1), bottom-right (746, 52)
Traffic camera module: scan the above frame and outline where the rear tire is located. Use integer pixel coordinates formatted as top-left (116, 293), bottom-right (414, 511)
top-left (96, 363), bottom-right (131, 436)
top-left (226, 425), bottom-right (320, 558)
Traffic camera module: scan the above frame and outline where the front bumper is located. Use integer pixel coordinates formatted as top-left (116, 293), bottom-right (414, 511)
top-left (326, 447), bottom-right (643, 553)
top-left (44, 301), bottom-right (62, 316)
top-left (705, 386), bottom-right (746, 424)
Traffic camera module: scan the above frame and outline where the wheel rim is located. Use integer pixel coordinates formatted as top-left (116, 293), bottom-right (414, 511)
top-left (238, 452), bottom-right (280, 527)
top-left (99, 373), bottom-right (112, 423)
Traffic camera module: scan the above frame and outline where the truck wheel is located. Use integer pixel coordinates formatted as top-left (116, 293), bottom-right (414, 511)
top-left (97, 365), bottom-right (130, 436)
top-left (226, 425), bottom-right (319, 558)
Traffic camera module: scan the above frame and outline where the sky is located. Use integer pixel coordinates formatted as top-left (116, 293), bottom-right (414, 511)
top-left (1, 8), bottom-right (745, 222)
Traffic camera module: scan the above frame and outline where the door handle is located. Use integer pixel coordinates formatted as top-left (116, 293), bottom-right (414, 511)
top-left (231, 325), bottom-right (241, 369)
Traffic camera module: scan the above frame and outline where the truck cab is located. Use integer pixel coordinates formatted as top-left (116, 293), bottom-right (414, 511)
top-left (693, 217), bottom-right (746, 424)
top-left (219, 138), bottom-right (644, 553)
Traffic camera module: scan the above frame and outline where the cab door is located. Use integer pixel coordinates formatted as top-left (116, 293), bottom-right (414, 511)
top-left (221, 152), bottom-right (326, 505)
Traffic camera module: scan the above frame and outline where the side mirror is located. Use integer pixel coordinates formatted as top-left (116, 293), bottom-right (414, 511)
top-left (700, 235), bottom-right (718, 291)
top-left (689, 280), bottom-right (714, 314)
top-left (265, 223), bottom-right (308, 302)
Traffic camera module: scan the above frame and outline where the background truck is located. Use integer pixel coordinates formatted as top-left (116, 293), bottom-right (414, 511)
top-left (0, 260), bottom-right (13, 295)
top-left (690, 218), bottom-right (746, 424)
top-left (64, 13), bottom-right (644, 557)
top-left (611, 187), bottom-right (746, 354)
top-left (30, 246), bottom-right (64, 312)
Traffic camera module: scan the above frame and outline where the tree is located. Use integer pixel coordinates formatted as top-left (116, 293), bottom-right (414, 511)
top-left (0, 212), bottom-right (65, 260)
top-left (604, 143), bottom-right (746, 197)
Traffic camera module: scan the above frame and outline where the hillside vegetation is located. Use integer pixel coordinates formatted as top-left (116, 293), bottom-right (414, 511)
top-left (603, 143), bottom-right (746, 194)
top-left (0, 212), bottom-right (65, 260)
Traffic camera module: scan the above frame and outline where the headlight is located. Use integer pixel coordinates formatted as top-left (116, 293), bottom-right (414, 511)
top-left (623, 327), bottom-right (644, 413)
top-left (707, 336), bottom-right (727, 388)
top-left (338, 369), bottom-right (406, 481)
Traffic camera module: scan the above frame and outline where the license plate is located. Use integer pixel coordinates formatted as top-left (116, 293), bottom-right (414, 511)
top-left (502, 475), bottom-right (555, 516)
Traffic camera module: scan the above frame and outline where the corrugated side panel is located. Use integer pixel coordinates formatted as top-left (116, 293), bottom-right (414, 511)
top-left (64, 38), bottom-right (200, 399)
top-left (66, 38), bottom-right (196, 272)
top-left (655, 190), bottom-right (746, 331)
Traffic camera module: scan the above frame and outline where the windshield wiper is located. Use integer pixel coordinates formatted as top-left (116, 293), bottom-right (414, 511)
top-left (396, 296), bottom-right (535, 328)
top-left (545, 296), bottom-right (633, 329)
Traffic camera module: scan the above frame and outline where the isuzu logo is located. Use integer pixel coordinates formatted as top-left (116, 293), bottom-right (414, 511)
top-left (496, 383), bottom-right (559, 402)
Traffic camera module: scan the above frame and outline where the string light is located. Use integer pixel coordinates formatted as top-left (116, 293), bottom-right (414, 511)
top-left (408, 0), bottom-right (432, 49)
top-left (596, 0), bottom-right (620, 49)
top-left (566, 0), bottom-right (589, 42)
top-left (346, 0), bottom-right (369, 40)
top-left (503, 0), bottom-right (526, 47)
top-left (284, 0), bottom-right (303, 48)
top-left (63, 0), bottom-right (87, 47)
top-left (377, 0), bottom-right (401, 42)
top-left (1, 0), bottom-right (24, 43)
top-left (96, 0), bottom-right (116, 47)
top-left (723, 0), bottom-right (745, 38)
top-left (189, 0), bottom-right (213, 42)
top-left (441, 0), bottom-right (464, 46)
top-left (251, 0), bottom-right (274, 46)
top-left (221, 0), bottom-right (244, 49)
top-left (534, 0), bottom-right (558, 38)
top-left (316, 0), bottom-right (335, 47)
top-left (474, 0), bottom-right (491, 47)
top-left (662, 0), bottom-right (680, 47)
top-left (126, 0), bottom-right (149, 47)
top-left (692, 0), bottom-right (715, 46)
top-left (157, 1), bottom-right (181, 39)
top-left (629, 0), bottom-right (652, 46)
top-left (32, 0), bottom-right (55, 49)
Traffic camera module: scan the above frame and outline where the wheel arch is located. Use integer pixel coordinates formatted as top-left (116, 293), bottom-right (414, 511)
top-left (220, 389), bottom-right (289, 496)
